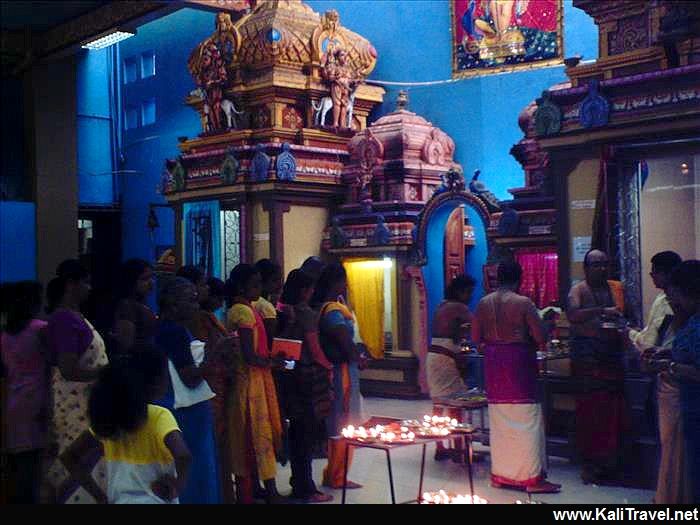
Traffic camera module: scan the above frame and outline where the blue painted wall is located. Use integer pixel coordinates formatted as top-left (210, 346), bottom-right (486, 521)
top-left (76, 1), bottom-right (596, 267)
top-left (77, 47), bottom-right (115, 205)
top-left (0, 202), bottom-right (37, 283)
top-left (305, 0), bottom-right (598, 199)
top-left (0, 78), bottom-right (35, 284)
top-left (118, 8), bottom-right (213, 262)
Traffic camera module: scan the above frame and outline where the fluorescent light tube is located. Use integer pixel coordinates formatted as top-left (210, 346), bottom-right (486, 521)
top-left (82, 30), bottom-right (135, 50)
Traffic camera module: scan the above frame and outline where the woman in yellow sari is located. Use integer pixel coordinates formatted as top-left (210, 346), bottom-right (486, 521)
top-left (226, 264), bottom-right (285, 504)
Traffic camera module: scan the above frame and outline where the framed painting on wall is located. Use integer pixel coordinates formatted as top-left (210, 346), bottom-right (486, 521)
top-left (451, 0), bottom-right (563, 78)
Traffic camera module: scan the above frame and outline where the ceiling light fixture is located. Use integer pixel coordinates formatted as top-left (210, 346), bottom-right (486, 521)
top-left (82, 29), bottom-right (135, 50)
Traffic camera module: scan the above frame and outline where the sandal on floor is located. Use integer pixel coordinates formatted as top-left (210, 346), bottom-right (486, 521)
top-left (526, 481), bottom-right (561, 494)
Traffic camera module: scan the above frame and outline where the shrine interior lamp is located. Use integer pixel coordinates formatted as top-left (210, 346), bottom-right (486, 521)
top-left (351, 258), bottom-right (393, 269)
top-left (82, 29), bottom-right (136, 50)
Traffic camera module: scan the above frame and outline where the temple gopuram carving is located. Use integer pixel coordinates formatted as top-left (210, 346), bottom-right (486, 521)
top-left (163, 0), bottom-right (384, 272)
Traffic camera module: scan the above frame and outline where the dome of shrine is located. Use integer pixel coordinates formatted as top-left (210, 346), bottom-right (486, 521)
top-left (346, 101), bottom-right (460, 173)
top-left (231, 0), bottom-right (377, 74)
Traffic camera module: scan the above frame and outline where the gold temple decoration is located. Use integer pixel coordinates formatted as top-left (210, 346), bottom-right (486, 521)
top-left (183, 0), bottom-right (383, 142)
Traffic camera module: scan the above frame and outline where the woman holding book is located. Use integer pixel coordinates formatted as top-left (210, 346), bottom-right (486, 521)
top-left (226, 264), bottom-right (286, 504)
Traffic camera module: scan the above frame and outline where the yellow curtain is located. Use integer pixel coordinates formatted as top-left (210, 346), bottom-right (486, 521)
top-left (344, 260), bottom-right (385, 359)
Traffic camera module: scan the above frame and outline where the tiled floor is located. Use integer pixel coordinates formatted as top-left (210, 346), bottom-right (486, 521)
top-left (275, 396), bottom-right (655, 505)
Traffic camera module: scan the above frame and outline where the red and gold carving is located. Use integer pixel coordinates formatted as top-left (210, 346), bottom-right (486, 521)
top-left (349, 128), bottom-right (384, 173)
top-left (185, 0), bottom-right (253, 11)
top-left (608, 14), bottom-right (649, 55)
top-left (282, 106), bottom-right (304, 129)
top-left (188, 12), bottom-right (241, 78)
top-left (310, 9), bottom-right (377, 77)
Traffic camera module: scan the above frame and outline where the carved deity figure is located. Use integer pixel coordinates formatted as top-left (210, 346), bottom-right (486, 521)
top-left (322, 47), bottom-right (358, 129)
top-left (188, 12), bottom-right (236, 132)
top-left (200, 42), bottom-right (227, 131)
top-left (212, 12), bottom-right (237, 64)
top-left (321, 9), bottom-right (340, 33)
top-left (357, 171), bottom-right (373, 200)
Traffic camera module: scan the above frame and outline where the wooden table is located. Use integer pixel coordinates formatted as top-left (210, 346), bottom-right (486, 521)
top-left (334, 417), bottom-right (477, 504)
top-left (431, 396), bottom-right (488, 444)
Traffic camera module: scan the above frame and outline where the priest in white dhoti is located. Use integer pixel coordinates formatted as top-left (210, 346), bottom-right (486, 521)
top-left (472, 260), bottom-right (561, 494)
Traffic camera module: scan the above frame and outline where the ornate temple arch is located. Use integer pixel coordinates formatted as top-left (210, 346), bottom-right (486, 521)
top-left (406, 182), bottom-right (493, 394)
top-left (411, 185), bottom-right (492, 267)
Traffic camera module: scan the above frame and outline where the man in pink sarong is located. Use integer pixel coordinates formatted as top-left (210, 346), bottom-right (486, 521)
top-left (472, 260), bottom-right (560, 494)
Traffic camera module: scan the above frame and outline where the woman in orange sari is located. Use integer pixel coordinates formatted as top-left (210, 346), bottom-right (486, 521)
top-left (192, 277), bottom-right (237, 504)
top-left (226, 264), bottom-right (285, 504)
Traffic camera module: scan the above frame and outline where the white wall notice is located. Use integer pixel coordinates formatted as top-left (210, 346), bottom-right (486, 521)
top-left (570, 200), bottom-right (596, 210)
top-left (572, 236), bottom-right (592, 262)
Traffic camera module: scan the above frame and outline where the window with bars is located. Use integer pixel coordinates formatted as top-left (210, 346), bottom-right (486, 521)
top-left (220, 209), bottom-right (241, 279)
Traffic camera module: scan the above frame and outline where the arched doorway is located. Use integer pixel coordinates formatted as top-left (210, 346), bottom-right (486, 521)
top-left (414, 190), bottom-right (491, 338)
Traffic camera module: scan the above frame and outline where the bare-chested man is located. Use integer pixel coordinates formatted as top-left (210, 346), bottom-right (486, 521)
top-left (567, 249), bottom-right (627, 485)
top-left (472, 260), bottom-right (560, 494)
top-left (426, 275), bottom-right (475, 461)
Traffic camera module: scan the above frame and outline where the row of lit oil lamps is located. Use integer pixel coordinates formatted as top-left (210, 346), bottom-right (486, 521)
top-left (421, 490), bottom-right (487, 505)
top-left (340, 417), bottom-right (547, 504)
top-left (342, 416), bottom-right (489, 504)
top-left (420, 492), bottom-right (540, 504)
top-left (340, 415), bottom-right (457, 443)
